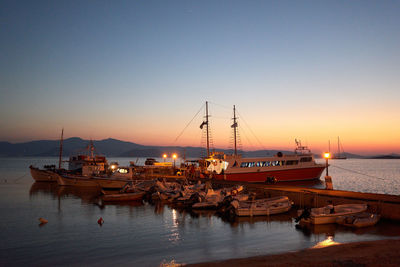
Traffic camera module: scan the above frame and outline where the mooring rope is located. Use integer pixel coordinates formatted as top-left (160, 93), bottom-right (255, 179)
top-left (330, 164), bottom-right (386, 181)
top-left (1, 172), bottom-right (29, 183)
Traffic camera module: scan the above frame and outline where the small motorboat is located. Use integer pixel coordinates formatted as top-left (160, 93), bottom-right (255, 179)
top-left (297, 203), bottom-right (368, 225)
top-left (230, 196), bottom-right (293, 217)
top-left (336, 212), bottom-right (380, 228)
top-left (101, 191), bottom-right (145, 202)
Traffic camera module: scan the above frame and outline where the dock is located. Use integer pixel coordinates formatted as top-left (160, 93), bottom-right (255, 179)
top-left (206, 179), bottom-right (400, 221)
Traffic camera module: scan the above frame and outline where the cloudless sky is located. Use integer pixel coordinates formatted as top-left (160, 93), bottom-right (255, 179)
top-left (1, 0), bottom-right (399, 155)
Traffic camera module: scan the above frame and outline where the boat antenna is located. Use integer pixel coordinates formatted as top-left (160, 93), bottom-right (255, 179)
top-left (232, 105), bottom-right (238, 156)
top-left (58, 128), bottom-right (64, 169)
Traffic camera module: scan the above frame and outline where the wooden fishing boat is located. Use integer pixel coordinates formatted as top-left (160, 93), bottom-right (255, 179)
top-left (336, 212), bottom-right (380, 228)
top-left (91, 177), bottom-right (131, 190)
top-left (57, 174), bottom-right (100, 187)
top-left (102, 191), bottom-right (145, 202)
top-left (29, 165), bottom-right (59, 182)
top-left (231, 196), bottom-right (293, 217)
top-left (297, 203), bottom-right (368, 225)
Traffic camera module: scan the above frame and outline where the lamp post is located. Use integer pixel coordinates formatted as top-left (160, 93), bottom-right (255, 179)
top-left (172, 154), bottom-right (177, 169)
top-left (323, 152), bottom-right (330, 176)
top-left (323, 152), bottom-right (333, 190)
top-left (163, 154), bottom-right (167, 162)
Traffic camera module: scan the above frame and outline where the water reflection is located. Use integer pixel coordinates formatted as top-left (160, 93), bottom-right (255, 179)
top-left (312, 236), bottom-right (340, 248)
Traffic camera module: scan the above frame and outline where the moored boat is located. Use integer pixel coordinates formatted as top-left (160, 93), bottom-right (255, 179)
top-left (297, 203), bottom-right (368, 225)
top-left (208, 140), bottom-right (325, 183)
top-left (197, 103), bottom-right (325, 183)
top-left (102, 191), bottom-right (146, 202)
top-left (57, 174), bottom-right (100, 187)
top-left (230, 196), bottom-right (293, 217)
top-left (336, 212), bottom-right (380, 228)
top-left (29, 165), bottom-right (60, 182)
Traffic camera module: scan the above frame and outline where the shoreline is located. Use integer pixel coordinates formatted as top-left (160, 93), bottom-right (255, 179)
top-left (187, 239), bottom-right (400, 267)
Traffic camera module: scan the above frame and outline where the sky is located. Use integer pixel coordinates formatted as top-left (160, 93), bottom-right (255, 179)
top-left (1, 0), bottom-right (399, 155)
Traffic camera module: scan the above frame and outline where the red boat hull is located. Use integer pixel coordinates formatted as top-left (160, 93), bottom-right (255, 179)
top-left (214, 166), bottom-right (325, 182)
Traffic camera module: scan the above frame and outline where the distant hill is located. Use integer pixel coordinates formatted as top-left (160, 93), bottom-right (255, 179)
top-left (0, 137), bottom-right (296, 158)
top-left (5, 137), bottom-right (392, 159)
top-left (367, 154), bottom-right (400, 159)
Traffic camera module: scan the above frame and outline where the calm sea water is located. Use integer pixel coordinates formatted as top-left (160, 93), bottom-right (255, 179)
top-left (1, 157), bottom-right (400, 266)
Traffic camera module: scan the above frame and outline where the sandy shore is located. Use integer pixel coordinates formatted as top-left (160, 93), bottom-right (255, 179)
top-left (187, 239), bottom-right (400, 267)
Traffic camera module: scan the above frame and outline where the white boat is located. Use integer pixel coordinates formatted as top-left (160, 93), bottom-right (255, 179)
top-left (231, 196), bottom-right (293, 217)
top-left (297, 203), bottom-right (368, 225)
top-left (336, 212), bottom-right (380, 228)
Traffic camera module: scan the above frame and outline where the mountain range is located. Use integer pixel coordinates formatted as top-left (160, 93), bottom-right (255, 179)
top-left (0, 137), bottom-right (290, 158)
top-left (0, 137), bottom-right (398, 159)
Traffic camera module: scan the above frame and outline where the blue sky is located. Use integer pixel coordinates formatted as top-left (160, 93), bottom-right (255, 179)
top-left (1, 1), bottom-right (399, 154)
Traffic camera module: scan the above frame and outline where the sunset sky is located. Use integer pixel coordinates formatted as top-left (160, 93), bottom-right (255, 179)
top-left (1, 1), bottom-right (399, 155)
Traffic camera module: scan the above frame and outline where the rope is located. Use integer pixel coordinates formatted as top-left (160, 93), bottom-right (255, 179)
top-left (237, 110), bottom-right (267, 151)
top-left (173, 103), bottom-right (205, 143)
top-left (1, 172), bottom-right (29, 183)
top-left (330, 165), bottom-right (386, 181)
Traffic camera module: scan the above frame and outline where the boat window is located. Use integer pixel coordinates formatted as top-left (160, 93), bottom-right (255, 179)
top-left (286, 160), bottom-right (299, 165)
top-left (248, 162), bottom-right (255, 167)
top-left (271, 161), bottom-right (282, 166)
top-left (300, 157), bottom-right (312, 162)
top-left (240, 162), bottom-right (248, 168)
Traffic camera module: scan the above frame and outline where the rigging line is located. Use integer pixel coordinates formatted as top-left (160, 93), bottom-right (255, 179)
top-left (238, 125), bottom-right (254, 147)
top-left (208, 101), bottom-right (231, 110)
top-left (330, 165), bottom-right (386, 181)
top-left (173, 103), bottom-right (205, 143)
top-left (236, 110), bottom-right (267, 150)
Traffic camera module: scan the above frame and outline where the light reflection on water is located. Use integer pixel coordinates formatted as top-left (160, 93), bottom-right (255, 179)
top-left (0, 157), bottom-right (400, 266)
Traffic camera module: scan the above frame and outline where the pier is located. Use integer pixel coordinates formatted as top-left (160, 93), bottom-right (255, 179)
top-left (205, 179), bottom-right (400, 221)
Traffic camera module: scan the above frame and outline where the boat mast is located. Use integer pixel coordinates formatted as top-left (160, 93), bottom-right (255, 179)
top-left (232, 105), bottom-right (238, 156)
top-left (206, 101), bottom-right (210, 157)
top-left (58, 128), bottom-right (64, 169)
top-left (337, 136), bottom-right (340, 157)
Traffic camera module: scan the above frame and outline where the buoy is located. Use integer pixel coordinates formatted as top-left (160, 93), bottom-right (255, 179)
top-left (38, 218), bottom-right (48, 224)
top-left (97, 217), bottom-right (104, 225)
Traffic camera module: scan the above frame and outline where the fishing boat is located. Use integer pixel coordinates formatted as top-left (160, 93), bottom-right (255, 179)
top-left (29, 129), bottom-right (65, 182)
top-left (57, 174), bottom-right (100, 187)
top-left (332, 136), bottom-right (347, 159)
top-left (29, 165), bottom-right (60, 182)
top-left (68, 140), bottom-right (108, 175)
top-left (101, 191), bottom-right (146, 202)
top-left (230, 196), bottom-right (293, 217)
top-left (297, 203), bottom-right (368, 225)
top-left (199, 103), bottom-right (325, 183)
top-left (336, 212), bottom-right (380, 228)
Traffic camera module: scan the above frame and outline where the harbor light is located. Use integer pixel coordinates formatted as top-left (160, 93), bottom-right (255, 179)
top-left (172, 154), bottom-right (177, 169)
top-left (323, 152), bottom-right (330, 176)
top-left (323, 152), bottom-right (333, 190)
top-left (163, 154), bottom-right (167, 162)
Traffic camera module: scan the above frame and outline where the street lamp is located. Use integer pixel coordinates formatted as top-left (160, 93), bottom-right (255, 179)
top-left (323, 152), bottom-right (333, 190)
top-left (163, 154), bottom-right (167, 162)
top-left (172, 153), bottom-right (177, 169)
top-left (323, 152), bottom-right (331, 176)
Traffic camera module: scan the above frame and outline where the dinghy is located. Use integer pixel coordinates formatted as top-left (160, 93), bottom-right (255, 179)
top-left (297, 203), bottom-right (368, 225)
top-left (336, 212), bottom-right (380, 228)
top-left (230, 196), bottom-right (293, 217)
